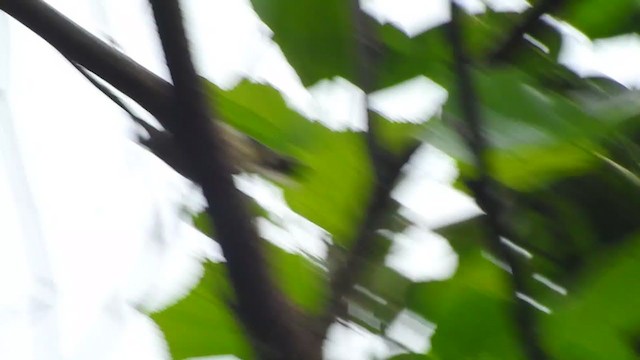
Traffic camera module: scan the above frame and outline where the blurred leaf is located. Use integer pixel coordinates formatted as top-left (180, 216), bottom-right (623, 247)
top-left (250, 0), bottom-right (354, 86)
top-left (541, 233), bottom-right (640, 360)
top-left (560, 0), bottom-right (640, 39)
top-left (434, 66), bottom-right (624, 190)
top-left (191, 210), bottom-right (326, 313)
top-left (263, 242), bottom-right (327, 313)
top-left (379, 10), bottom-right (561, 89)
top-left (350, 264), bottom-right (414, 333)
top-left (407, 219), bottom-right (525, 359)
top-left (192, 211), bottom-right (215, 238)
top-left (151, 262), bottom-right (253, 360)
top-left (192, 211), bottom-right (325, 313)
top-left (208, 80), bottom-right (373, 245)
top-left (375, 113), bottom-right (428, 155)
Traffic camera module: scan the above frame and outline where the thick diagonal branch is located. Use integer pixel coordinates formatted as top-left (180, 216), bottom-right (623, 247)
top-left (0, 0), bottom-right (202, 180)
top-left (0, 0), bottom-right (173, 125)
top-left (147, 1), bottom-right (318, 359)
top-left (448, 2), bottom-right (548, 360)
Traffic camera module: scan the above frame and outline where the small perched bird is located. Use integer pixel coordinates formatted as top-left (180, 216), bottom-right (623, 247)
top-left (139, 120), bottom-right (299, 183)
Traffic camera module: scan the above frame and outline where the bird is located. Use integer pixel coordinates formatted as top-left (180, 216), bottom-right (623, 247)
top-left (139, 119), bottom-right (300, 184)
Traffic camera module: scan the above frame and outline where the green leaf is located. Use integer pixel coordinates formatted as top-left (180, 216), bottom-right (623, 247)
top-left (191, 215), bottom-right (326, 313)
top-left (250, 0), bottom-right (354, 86)
top-left (192, 211), bottom-right (215, 238)
top-left (541, 234), bottom-right (640, 360)
top-left (407, 219), bottom-right (525, 360)
top-left (150, 262), bottom-right (253, 360)
top-left (208, 80), bottom-right (373, 245)
top-left (375, 113), bottom-right (428, 155)
top-left (435, 67), bottom-right (618, 190)
top-left (560, 0), bottom-right (640, 39)
top-left (379, 10), bottom-right (559, 89)
top-left (350, 265), bottom-right (414, 333)
top-left (263, 242), bottom-right (327, 313)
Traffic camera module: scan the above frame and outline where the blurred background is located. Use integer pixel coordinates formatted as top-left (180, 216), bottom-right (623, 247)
top-left (2, 0), bottom-right (640, 359)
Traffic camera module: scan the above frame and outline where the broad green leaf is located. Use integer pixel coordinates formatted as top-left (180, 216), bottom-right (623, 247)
top-left (407, 219), bottom-right (525, 360)
top-left (560, 0), bottom-right (640, 39)
top-left (263, 242), bottom-right (327, 313)
top-left (208, 80), bottom-right (373, 245)
top-left (151, 261), bottom-right (253, 360)
top-left (434, 67), bottom-right (621, 190)
top-left (250, 0), bottom-right (354, 86)
top-left (541, 234), bottom-right (640, 360)
top-left (487, 143), bottom-right (598, 190)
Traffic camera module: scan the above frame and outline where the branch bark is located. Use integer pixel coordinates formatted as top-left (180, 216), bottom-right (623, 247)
top-left (0, 0), bottom-right (319, 358)
top-left (448, 2), bottom-right (548, 360)
top-left (0, 0), bottom-right (173, 125)
top-left (146, 1), bottom-right (319, 359)
top-left (320, 1), bottom-right (420, 333)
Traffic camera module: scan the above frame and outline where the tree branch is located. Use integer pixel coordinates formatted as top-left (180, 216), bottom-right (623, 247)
top-left (349, 0), bottom-right (389, 180)
top-left (67, 60), bottom-right (158, 136)
top-left (0, 0), bottom-right (319, 357)
top-left (68, 60), bottom-right (204, 182)
top-left (146, 1), bottom-right (318, 359)
top-left (320, 1), bottom-right (420, 333)
top-left (0, 0), bottom-right (173, 126)
top-left (320, 144), bottom-right (418, 333)
top-left (448, 2), bottom-right (548, 360)
top-left (0, 0), bottom-right (208, 182)
top-left (487, 0), bottom-right (565, 63)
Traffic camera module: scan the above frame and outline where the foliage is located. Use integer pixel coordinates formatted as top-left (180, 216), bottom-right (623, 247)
top-left (141, 1), bottom-right (640, 359)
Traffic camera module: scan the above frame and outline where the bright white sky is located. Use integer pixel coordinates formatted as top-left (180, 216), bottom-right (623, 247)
top-left (1, 1), bottom-right (640, 359)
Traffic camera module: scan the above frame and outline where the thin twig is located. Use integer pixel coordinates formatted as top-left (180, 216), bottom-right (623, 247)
top-left (349, 0), bottom-right (390, 180)
top-left (487, 0), bottom-right (565, 63)
top-left (67, 60), bottom-right (158, 136)
top-left (147, 1), bottom-right (319, 359)
top-left (66, 59), bottom-right (202, 181)
top-left (448, 2), bottom-right (549, 360)
top-left (321, 143), bottom-right (418, 334)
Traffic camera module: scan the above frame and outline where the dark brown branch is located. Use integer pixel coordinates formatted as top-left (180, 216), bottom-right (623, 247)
top-left (1, 0), bottom-right (204, 179)
top-left (0, 0), bottom-right (173, 126)
top-left (0, 0), bottom-right (216, 184)
top-left (319, 1), bottom-right (420, 333)
top-left (448, 2), bottom-right (548, 360)
top-left (487, 0), bottom-right (565, 63)
top-left (67, 60), bottom-right (201, 182)
top-left (0, 0), bottom-right (318, 357)
top-left (147, 1), bottom-right (318, 359)
top-left (320, 144), bottom-right (418, 333)
top-left (349, 0), bottom-right (389, 180)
